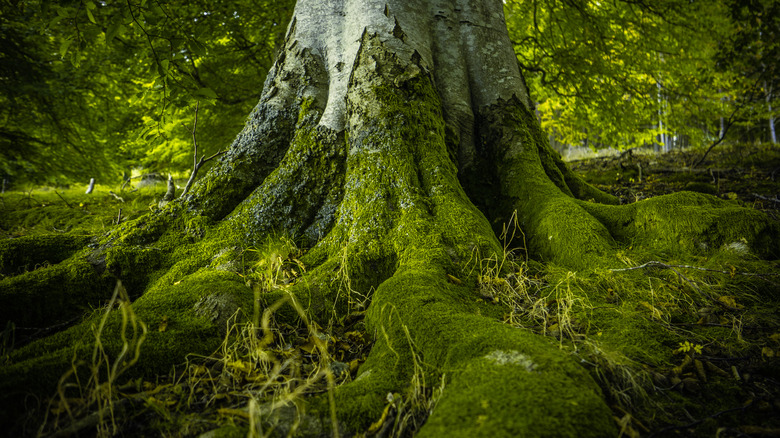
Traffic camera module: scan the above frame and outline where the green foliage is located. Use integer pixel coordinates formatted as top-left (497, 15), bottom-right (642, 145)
top-left (0, 0), bottom-right (294, 186)
top-left (504, 0), bottom-right (776, 151)
top-left (4, 0), bottom-right (775, 187)
top-left (714, 0), bottom-right (780, 138)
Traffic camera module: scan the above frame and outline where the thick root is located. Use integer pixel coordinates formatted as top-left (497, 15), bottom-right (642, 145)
top-left (481, 97), bottom-right (779, 268)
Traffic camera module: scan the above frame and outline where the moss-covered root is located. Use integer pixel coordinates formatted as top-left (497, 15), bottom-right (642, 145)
top-left (481, 97), bottom-right (779, 267)
top-left (0, 268), bottom-right (254, 436)
top-left (475, 98), bottom-right (613, 268)
top-left (0, 217), bottom-right (181, 330)
top-left (422, 353), bottom-right (607, 437)
top-left (328, 270), bottom-right (616, 437)
top-left (182, 40), bottom-right (329, 222)
top-left (0, 254), bottom-right (115, 328)
top-left (0, 234), bottom-right (92, 277)
top-left (401, 271), bottom-right (614, 437)
top-left (579, 191), bottom-right (780, 259)
top-left (534, 133), bottom-right (619, 207)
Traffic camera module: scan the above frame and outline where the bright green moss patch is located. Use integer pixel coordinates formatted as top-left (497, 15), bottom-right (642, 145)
top-left (125, 268), bottom-right (254, 375)
top-left (579, 191), bottom-right (780, 259)
top-left (421, 349), bottom-right (614, 438)
top-left (0, 185), bottom-right (165, 238)
top-left (363, 269), bottom-right (616, 437)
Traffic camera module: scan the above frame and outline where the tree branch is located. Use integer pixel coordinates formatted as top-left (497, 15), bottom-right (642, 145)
top-left (180, 102), bottom-right (225, 197)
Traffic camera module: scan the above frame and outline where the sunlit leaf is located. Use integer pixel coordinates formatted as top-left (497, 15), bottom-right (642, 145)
top-left (85, 3), bottom-right (97, 24)
top-left (59, 38), bottom-right (73, 58)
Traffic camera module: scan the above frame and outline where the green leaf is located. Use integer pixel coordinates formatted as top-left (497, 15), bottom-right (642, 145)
top-left (150, 3), bottom-right (164, 17)
top-left (48, 14), bottom-right (66, 29)
top-left (59, 38), bottom-right (73, 58)
top-left (172, 96), bottom-right (191, 108)
top-left (87, 2), bottom-right (97, 24)
top-left (194, 88), bottom-right (218, 100)
top-left (105, 21), bottom-right (125, 44)
top-left (189, 40), bottom-right (207, 57)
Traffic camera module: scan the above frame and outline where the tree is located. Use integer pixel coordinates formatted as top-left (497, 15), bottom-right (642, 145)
top-left (715, 0), bottom-right (780, 144)
top-left (0, 0), bottom-right (293, 185)
top-left (504, 0), bottom-right (775, 152)
top-left (0, 0), bottom-right (122, 184)
top-left (1, 0), bottom-right (778, 436)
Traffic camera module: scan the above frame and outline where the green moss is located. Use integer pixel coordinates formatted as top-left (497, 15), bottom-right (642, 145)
top-left (683, 181), bottom-right (718, 195)
top-left (591, 305), bottom-right (678, 365)
top-left (475, 98), bottom-right (621, 269)
top-left (0, 234), bottom-right (92, 276)
top-left (184, 214), bottom-right (214, 240)
top-left (580, 191), bottom-right (780, 259)
top-left (227, 122), bottom-right (347, 250)
top-left (198, 425), bottom-right (249, 438)
top-left (125, 268), bottom-right (253, 375)
top-left (421, 350), bottom-right (612, 438)
top-left (0, 254), bottom-right (115, 327)
top-left (479, 96), bottom-right (779, 272)
top-left (0, 195), bottom-right (263, 433)
top-left (360, 270), bottom-right (616, 437)
top-left (0, 268), bottom-right (254, 424)
top-left (0, 186), bottom-right (164, 238)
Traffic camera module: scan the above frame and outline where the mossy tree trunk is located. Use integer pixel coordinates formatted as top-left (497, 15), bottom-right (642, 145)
top-left (1, 0), bottom-right (778, 436)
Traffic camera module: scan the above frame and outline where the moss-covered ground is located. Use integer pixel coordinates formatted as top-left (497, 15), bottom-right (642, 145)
top-left (1, 144), bottom-right (777, 437)
top-left (0, 183), bottom-right (166, 240)
top-left (569, 143), bottom-right (780, 216)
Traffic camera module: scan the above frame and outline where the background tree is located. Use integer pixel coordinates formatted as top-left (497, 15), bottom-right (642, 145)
top-left (714, 0), bottom-right (780, 144)
top-left (504, 0), bottom-right (779, 152)
top-left (0, 0), bottom-right (293, 186)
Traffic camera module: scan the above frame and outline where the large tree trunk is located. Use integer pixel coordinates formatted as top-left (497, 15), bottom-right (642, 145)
top-left (1, 0), bottom-right (778, 436)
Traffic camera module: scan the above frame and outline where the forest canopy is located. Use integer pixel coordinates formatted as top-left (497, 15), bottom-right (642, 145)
top-left (1, 0), bottom-right (294, 185)
top-left (506, 0), bottom-right (779, 151)
top-left (0, 0), bottom-right (777, 183)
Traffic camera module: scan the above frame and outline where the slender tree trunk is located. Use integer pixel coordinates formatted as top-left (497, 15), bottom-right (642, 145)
top-left (766, 80), bottom-right (777, 144)
top-left (656, 80), bottom-right (666, 153)
top-left (719, 89), bottom-right (726, 140)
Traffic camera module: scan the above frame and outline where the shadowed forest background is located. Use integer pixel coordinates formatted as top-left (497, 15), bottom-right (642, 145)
top-left (1, 0), bottom-right (779, 437)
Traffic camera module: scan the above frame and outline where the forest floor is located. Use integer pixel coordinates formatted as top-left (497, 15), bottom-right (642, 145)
top-left (1, 143), bottom-right (779, 437)
top-left (569, 143), bottom-right (780, 218)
